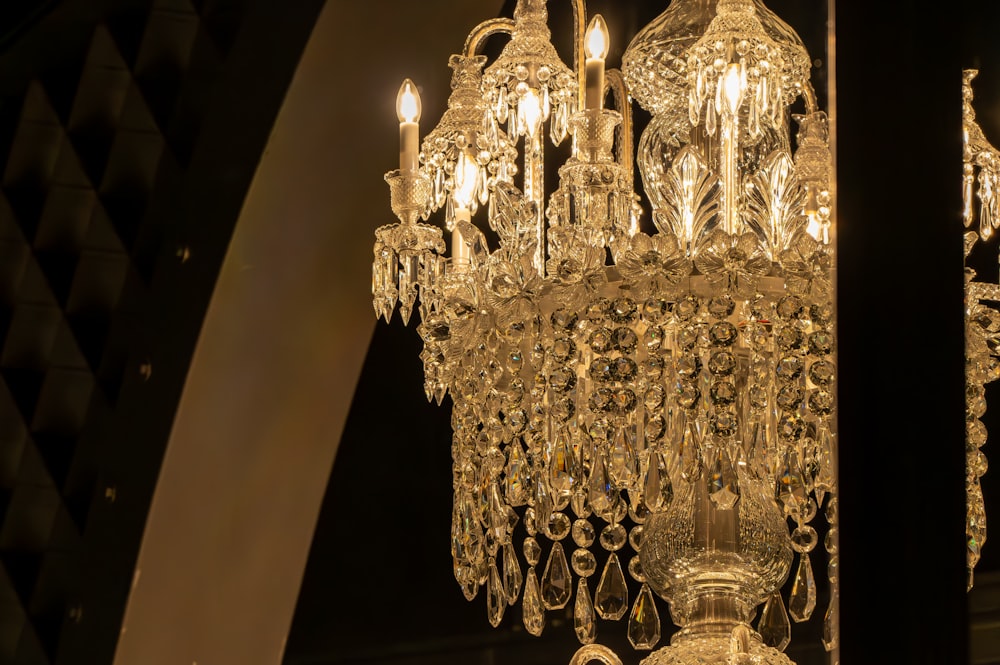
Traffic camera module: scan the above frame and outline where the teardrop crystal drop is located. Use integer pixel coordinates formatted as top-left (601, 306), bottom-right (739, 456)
top-left (549, 427), bottom-right (577, 493)
top-left (789, 552), bottom-right (817, 622)
top-left (707, 446), bottom-right (740, 510)
top-left (588, 452), bottom-right (618, 520)
top-left (541, 542), bottom-right (572, 610)
top-left (644, 450), bottom-right (674, 512)
top-left (822, 591), bottom-right (839, 651)
top-left (574, 578), bottom-right (596, 645)
top-left (487, 560), bottom-right (505, 627)
top-left (503, 541), bottom-right (523, 606)
top-left (627, 583), bottom-right (661, 650)
top-left (522, 567), bottom-right (545, 636)
top-left (609, 427), bottom-right (638, 487)
top-left (758, 591), bottom-right (791, 652)
top-left (506, 441), bottom-right (530, 506)
top-left (594, 552), bottom-right (629, 620)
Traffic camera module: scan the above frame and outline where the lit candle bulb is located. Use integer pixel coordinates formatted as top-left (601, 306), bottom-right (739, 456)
top-left (452, 149), bottom-right (480, 270)
top-left (585, 15), bottom-right (609, 110)
top-left (396, 79), bottom-right (421, 172)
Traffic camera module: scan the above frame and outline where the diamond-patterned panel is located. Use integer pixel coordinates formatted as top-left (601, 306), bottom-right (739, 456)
top-left (0, 0), bottom-right (323, 662)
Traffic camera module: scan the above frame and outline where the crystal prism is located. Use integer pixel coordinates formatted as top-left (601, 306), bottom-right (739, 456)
top-left (627, 582), bottom-right (661, 650)
top-left (541, 542), bottom-right (572, 609)
top-left (503, 541), bottom-right (523, 606)
top-left (588, 452), bottom-right (618, 520)
top-left (823, 591), bottom-right (839, 652)
top-left (522, 567), bottom-right (545, 636)
top-left (574, 578), bottom-right (596, 645)
top-left (594, 552), bottom-right (628, 620)
top-left (758, 591), bottom-right (791, 652)
top-left (506, 441), bottom-right (530, 506)
top-left (789, 552), bottom-right (817, 622)
top-left (707, 446), bottom-right (740, 510)
top-left (487, 560), bottom-right (506, 627)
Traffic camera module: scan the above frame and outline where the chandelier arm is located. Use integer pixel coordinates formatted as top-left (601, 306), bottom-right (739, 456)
top-left (801, 80), bottom-right (819, 114)
top-left (570, 0), bottom-right (587, 111)
top-left (462, 17), bottom-right (515, 57)
top-left (605, 68), bottom-right (634, 191)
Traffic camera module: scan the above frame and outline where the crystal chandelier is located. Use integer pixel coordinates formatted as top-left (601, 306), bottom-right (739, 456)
top-left (373, 1), bottom-right (837, 663)
top-left (964, 68), bottom-right (1000, 589)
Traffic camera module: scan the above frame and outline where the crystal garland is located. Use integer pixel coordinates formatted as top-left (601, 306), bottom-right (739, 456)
top-left (374, 0), bottom-right (838, 659)
top-left (963, 69), bottom-right (1000, 589)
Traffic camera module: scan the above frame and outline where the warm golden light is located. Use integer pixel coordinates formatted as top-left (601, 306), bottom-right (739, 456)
top-left (723, 63), bottom-right (744, 114)
top-left (454, 149), bottom-right (480, 209)
top-left (396, 79), bottom-right (421, 123)
top-left (585, 15), bottom-right (609, 61)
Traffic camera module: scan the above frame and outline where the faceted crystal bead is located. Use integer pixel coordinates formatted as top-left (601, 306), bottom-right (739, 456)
top-left (627, 583), bottom-right (661, 650)
top-left (708, 351), bottom-right (736, 376)
top-left (610, 297), bottom-right (638, 323)
top-left (629, 525), bottom-right (644, 551)
top-left (628, 555), bottom-right (646, 582)
top-left (574, 579), bottom-right (597, 644)
top-left (589, 327), bottom-right (614, 353)
top-left (642, 298), bottom-right (670, 322)
top-left (612, 327), bottom-right (639, 353)
top-left (595, 553), bottom-right (629, 620)
top-left (522, 567), bottom-right (545, 636)
top-left (590, 356), bottom-right (615, 383)
top-left (775, 325), bottom-right (805, 351)
top-left (548, 512), bottom-right (571, 540)
top-left (808, 330), bottom-right (834, 355)
top-left (600, 523), bottom-right (627, 551)
top-left (709, 321), bottom-right (738, 346)
top-left (573, 519), bottom-right (596, 547)
top-left (776, 384), bottom-right (805, 411)
top-left (789, 552), bottom-right (817, 622)
top-left (541, 542), bottom-right (572, 610)
top-left (710, 380), bottom-right (737, 405)
top-left (551, 336), bottom-right (577, 362)
top-left (487, 560), bottom-right (506, 627)
top-left (643, 451), bottom-right (674, 511)
top-left (758, 591), bottom-right (791, 652)
top-left (572, 548), bottom-right (597, 577)
top-left (551, 309), bottom-right (579, 330)
top-left (790, 524), bottom-right (818, 553)
top-left (708, 294), bottom-right (735, 318)
top-left (524, 537), bottom-right (542, 566)
top-left (776, 295), bottom-right (804, 319)
top-left (506, 441), bottom-right (530, 506)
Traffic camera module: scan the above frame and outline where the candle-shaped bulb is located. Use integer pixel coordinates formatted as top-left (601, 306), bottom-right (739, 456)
top-left (584, 15), bottom-right (609, 110)
top-left (453, 149), bottom-right (480, 210)
top-left (397, 79), bottom-right (421, 172)
top-left (585, 15), bottom-right (609, 60)
top-left (396, 79), bottom-right (421, 123)
top-left (723, 63), bottom-right (744, 115)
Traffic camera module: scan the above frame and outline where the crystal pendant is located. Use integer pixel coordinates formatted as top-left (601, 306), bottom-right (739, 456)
top-left (788, 552), bottom-right (817, 622)
top-left (588, 452), bottom-right (619, 520)
top-left (627, 582), bottom-right (661, 650)
top-left (506, 441), bottom-right (530, 506)
top-left (594, 552), bottom-right (629, 620)
top-left (503, 541), bottom-right (523, 605)
top-left (574, 578), bottom-right (597, 645)
top-left (822, 590), bottom-right (839, 652)
top-left (487, 560), bottom-right (506, 627)
top-left (541, 542), bottom-right (572, 609)
top-left (522, 567), bottom-right (545, 636)
top-left (758, 591), bottom-right (791, 652)
top-left (644, 449), bottom-right (674, 511)
top-left (707, 445), bottom-right (740, 510)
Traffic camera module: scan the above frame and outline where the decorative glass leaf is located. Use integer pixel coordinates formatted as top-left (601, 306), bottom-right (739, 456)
top-left (744, 151), bottom-right (807, 259)
top-left (650, 145), bottom-right (720, 257)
